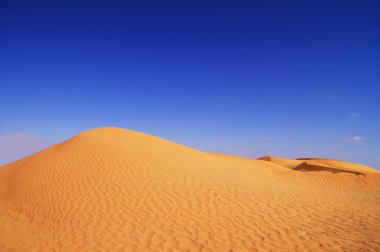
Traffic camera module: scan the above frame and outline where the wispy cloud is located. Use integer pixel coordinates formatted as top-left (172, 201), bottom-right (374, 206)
top-left (0, 132), bottom-right (48, 165)
top-left (349, 113), bottom-right (359, 118)
top-left (259, 136), bottom-right (272, 143)
top-left (323, 93), bottom-right (340, 99)
top-left (342, 136), bottom-right (364, 144)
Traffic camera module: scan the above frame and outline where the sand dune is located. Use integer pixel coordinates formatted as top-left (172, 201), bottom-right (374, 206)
top-left (1, 127), bottom-right (380, 251)
top-left (258, 156), bottom-right (379, 175)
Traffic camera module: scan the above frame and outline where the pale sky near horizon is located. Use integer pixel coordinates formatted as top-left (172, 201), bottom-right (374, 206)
top-left (1, 1), bottom-right (379, 168)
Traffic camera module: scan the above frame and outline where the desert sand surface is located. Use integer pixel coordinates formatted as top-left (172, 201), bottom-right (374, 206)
top-left (1, 127), bottom-right (380, 251)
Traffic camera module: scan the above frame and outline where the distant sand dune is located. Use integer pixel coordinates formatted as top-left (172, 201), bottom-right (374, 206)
top-left (258, 156), bottom-right (378, 175)
top-left (1, 127), bottom-right (380, 251)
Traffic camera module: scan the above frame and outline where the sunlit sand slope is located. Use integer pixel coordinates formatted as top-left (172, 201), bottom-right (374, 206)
top-left (1, 127), bottom-right (379, 251)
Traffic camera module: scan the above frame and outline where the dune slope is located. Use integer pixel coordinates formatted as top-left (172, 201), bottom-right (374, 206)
top-left (1, 127), bottom-right (380, 251)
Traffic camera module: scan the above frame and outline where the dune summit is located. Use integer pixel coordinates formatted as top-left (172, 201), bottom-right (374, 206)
top-left (1, 127), bottom-right (380, 251)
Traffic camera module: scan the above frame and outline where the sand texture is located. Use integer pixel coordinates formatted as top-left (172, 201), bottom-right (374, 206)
top-left (1, 127), bottom-right (379, 251)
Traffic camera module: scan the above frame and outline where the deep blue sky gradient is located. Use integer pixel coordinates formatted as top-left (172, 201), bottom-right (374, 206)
top-left (1, 1), bottom-right (379, 167)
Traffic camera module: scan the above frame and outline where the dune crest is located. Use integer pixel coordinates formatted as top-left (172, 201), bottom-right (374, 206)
top-left (1, 127), bottom-right (380, 251)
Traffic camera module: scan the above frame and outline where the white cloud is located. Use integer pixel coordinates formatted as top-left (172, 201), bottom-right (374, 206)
top-left (342, 136), bottom-right (364, 143)
top-left (259, 136), bottom-right (272, 143)
top-left (349, 113), bottom-right (359, 118)
top-left (0, 132), bottom-right (48, 165)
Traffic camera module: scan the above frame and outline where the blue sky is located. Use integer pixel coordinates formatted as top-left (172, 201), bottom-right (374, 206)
top-left (1, 1), bottom-right (379, 167)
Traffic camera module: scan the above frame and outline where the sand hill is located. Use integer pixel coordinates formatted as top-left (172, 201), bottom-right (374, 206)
top-left (0, 127), bottom-right (379, 251)
top-left (258, 156), bottom-right (379, 175)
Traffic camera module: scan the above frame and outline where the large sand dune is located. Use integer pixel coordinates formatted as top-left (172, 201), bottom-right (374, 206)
top-left (1, 127), bottom-right (379, 251)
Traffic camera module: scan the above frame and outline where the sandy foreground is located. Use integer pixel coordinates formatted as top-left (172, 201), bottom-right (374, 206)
top-left (1, 127), bottom-right (379, 251)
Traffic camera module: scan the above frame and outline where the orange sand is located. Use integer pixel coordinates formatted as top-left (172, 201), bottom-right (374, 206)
top-left (1, 127), bottom-right (379, 251)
